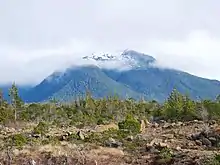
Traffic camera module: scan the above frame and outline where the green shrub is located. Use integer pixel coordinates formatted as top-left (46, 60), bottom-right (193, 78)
top-left (155, 148), bottom-right (173, 164)
top-left (205, 154), bottom-right (220, 165)
top-left (7, 133), bottom-right (28, 149)
top-left (33, 121), bottom-right (49, 135)
top-left (118, 114), bottom-right (141, 134)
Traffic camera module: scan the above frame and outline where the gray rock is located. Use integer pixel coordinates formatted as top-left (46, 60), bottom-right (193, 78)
top-left (77, 130), bottom-right (85, 140)
top-left (126, 135), bottom-right (134, 141)
top-left (191, 133), bottom-right (201, 140)
top-left (195, 140), bottom-right (202, 146)
top-left (105, 138), bottom-right (122, 148)
top-left (201, 138), bottom-right (212, 147)
top-left (32, 134), bottom-right (41, 138)
top-left (208, 137), bottom-right (217, 145)
top-left (163, 123), bottom-right (173, 129)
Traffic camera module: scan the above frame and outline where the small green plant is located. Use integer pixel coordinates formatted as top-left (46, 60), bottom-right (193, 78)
top-left (205, 154), bottom-right (220, 165)
top-left (118, 114), bottom-right (141, 135)
top-left (155, 148), bottom-right (173, 164)
top-left (7, 133), bottom-right (28, 149)
top-left (33, 121), bottom-right (49, 136)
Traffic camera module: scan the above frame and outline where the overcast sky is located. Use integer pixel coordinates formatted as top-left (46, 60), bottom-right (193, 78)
top-left (0, 0), bottom-right (220, 85)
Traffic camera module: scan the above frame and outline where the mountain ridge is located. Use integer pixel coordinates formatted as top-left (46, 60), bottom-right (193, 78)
top-left (1, 50), bottom-right (220, 102)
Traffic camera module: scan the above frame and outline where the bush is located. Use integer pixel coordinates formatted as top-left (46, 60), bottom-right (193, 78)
top-left (155, 148), bottom-right (173, 164)
top-left (33, 121), bottom-right (49, 135)
top-left (205, 154), bottom-right (220, 165)
top-left (7, 133), bottom-right (28, 149)
top-left (118, 114), bottom-right (141, 135)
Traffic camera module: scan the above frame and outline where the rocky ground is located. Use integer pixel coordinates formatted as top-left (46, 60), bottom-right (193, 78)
top-left (1, 120), bottom-right (220, 165)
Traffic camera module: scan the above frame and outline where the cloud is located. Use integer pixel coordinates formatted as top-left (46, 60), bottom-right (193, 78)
top-left (145, 30), bottom-right (220, 80)
top-left (0, 0), bottom-right (220, 84)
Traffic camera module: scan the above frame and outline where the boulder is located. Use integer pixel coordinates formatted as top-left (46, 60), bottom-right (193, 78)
top-left (105, 138), bottom-right (122, 148)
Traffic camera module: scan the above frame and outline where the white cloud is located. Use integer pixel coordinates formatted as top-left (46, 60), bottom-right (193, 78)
top-left (145, 30), bottom-right (220, 80)
top-left (0, 1), bottom-right (220, 84)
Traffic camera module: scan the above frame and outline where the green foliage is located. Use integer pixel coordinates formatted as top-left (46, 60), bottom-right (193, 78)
top-left (118, 114), bottom-right (141, 134)
top-left (33, 121), bottom-right (49, 135)
top-left (1, 84), bottom-right (220, 132)
top-left (205, 154), bottom-right (220, 165)
top-left (155, 148), bottom-right (173, 164)
top-left (7, 134), bottom-right (28, 149)
top-left (162, 89), bottom-right (197, 121)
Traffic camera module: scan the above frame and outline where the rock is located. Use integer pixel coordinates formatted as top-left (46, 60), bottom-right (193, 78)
top-left (77, 130), bottom-right (85, 140)
top-left (176, 121), bottom-right (183, 127)
top-left (105, 138), bottom-right (122, 148)
top-left (152, 123), bottom-right (159, 128)
top-left (200, 130), bottom-right (209, 138)
top-left (149, 147), bottom-right (160, 154)
top-left (162, 123), bottom-right (173, 129)
top-left (32, 134), bottom-right (41, 138)
top-left (95, 123), bottom-right (119, 132)
top-left (162, 134), bottom-right (174, 139)
top-left (176, 146), bottom-right (181, 151)
top-left (159, 142), bottom-right (169, 148)
top-left (208, 120), bottom-right (217, 125)
top-left (149, 138), bottom-right (163, 146)
top-left (191, 133), bottom-right (201, 140)
top-left (208, 137), bottom-right (217, 146)
top-left (195, 140), bottom-right (203, 146)
top-left (201, 138), bottom-right (212, 147)
top-left (140, 120), bottom-right (146, 133)
top-left (126, 135), bottom-right (134, 141)
top-left (30, 160), bottom-right (36, 165)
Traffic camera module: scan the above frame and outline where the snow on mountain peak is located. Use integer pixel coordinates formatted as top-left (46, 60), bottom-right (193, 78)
top-left (82, 50), bottom-right (156, 70)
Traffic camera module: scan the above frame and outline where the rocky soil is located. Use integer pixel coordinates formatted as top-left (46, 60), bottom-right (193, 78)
top-left (1, 120), bottom-right (220, 165)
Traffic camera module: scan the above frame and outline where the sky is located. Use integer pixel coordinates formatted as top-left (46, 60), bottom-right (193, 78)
top-left (0, 0), bottom-right (220, 85)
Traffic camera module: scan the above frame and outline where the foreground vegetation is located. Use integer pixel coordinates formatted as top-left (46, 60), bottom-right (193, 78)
top-left (1, 84), bottom-right (220, 164)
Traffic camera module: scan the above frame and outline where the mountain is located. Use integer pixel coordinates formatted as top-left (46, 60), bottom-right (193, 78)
top-left (23, 65), bottom-right (142, 102)
top-left (0, 85), bottom-right (31, 101)
top-left (20, 50), bottom-right (220, 102)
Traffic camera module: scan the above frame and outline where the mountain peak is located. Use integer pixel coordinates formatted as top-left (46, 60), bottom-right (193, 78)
top-left (82, 50), bottom-right (156, 69)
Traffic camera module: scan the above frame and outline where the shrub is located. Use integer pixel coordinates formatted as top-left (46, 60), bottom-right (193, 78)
top-left (7, 133), bottom-right (28, 149)
top-left (118, 114), bottom-right (141, 135)
top-left (33, 121), bottom-right (49, 135)
top-left (205, 154), bottom-right (220, 165)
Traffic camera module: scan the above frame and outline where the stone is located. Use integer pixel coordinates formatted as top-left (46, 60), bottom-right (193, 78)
top-left (158, 142), bottom-right (170, 148)
top-left (126, 135), bottom-right (134, 141)
top-left (208, 137), bottom-right (217, 145)
top-left (152, 123), bottom-right (159, 128)
top-left (163, 123), bottom-right (173, 129)
top-left (191, 133), bottom-right (201, 140)
top-left (176, 122), bottom-right (183, 127)
top-left (32, 134), bottom-right (41, 138)
top-left (77, 130), bottom-right (85, 140)
top-left (149, 138), bottom-right (163, 146)
top-left (140, 120), bottom-right (146, 133)
top-left (187, 142), bottom-right (195, 147)
top-left (201, 138), bottom-right (212, 147)
top-left (162, 134), bottom-right (174, 139)
top-left (95, 123), bottom-right (118, 132)
top-left (30, 160), bottom-right (36, 165)
top-left (195, 140), bottom-right (202, 146)
top-left (176, 146), bottom-right (181, 151)
top-left (105, 138), bottom-right (122, 148)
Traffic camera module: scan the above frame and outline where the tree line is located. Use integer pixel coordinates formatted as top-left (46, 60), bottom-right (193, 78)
top-left (1, 84), bottom-right (220, 126)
